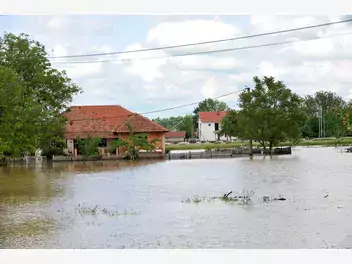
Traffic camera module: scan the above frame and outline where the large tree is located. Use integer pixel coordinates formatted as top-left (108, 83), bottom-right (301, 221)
top-left (152, 116), bottom-right (184, 130)
top-left (302, 91), bottom-right (348, 138)
top-left (193, 98), bottom-right (229, 129)
top-left (153, 115), bottom-right (195, 138)
top-left (236, 76), bottom-right (305, 152)
top-left (178, 114), bottom-right (195, 138)
top-left (0, 66), bottom-right (43, 157)
top-left (193, 98), bottom-right (229, 115)
top-left (218, 110), bottom-right (238, 140)
top-left (0, 32), bottom-right (82, 157)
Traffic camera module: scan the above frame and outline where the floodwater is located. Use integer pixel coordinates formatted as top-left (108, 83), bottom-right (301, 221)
top-left (1, 147), bottom-right (352, 249)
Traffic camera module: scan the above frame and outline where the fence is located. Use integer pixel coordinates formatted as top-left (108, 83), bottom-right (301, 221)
top-left (167, 146), bottom-right (292, 160)
top-left (49, 147), bottom-right (292, 162)
top-left (52, 152), bottom-right (166, 162)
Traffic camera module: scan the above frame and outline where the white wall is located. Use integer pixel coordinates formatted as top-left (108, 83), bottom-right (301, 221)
top-left (198, 121), bottom-right (227, 141)
top-left (66, 139), bottom-right (74, 153)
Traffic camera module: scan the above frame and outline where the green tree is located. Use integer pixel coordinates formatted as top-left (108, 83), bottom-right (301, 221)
top-left (236, 76), bottom-right (305, 153)
top-left (0, 32), bottom-right (82, 157)
top-left (193, 98), bottom-right (229, 115)
top-left (302, 91), bottom-right (347, 138)
top-left (111, 122), bottom-right (160, 160)
top-left (193, 98), bottom-right (229, 130)
top-left (152, 116), bottom-right (184, 130)
top-left (76, 136), bottom-right (102, 160)
top-left (178, 114), bottom-right (195, 138)
top-left (0, 66), bottom-right (44, 159)
top-left (218, 110), bottom-right (238, 140)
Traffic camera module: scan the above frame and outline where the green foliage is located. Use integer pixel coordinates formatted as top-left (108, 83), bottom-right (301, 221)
top-left (153, 114), bottom-right (194, 138)
top-left (0, 66), bottom-right (43, 157)
top-left (0, 32), bottom-right (82, 158)
top-left (218, 110), bottom-right (237, 140)
top-left (152, 116), bottom-right (184, 130)
top-left (301, 91), bottom-right (351, 140)
top-left (236, 76), bottom-right (305, 152)
top-left (178, 114), bottom-right (195, 138)
top-left (76, 136), bottom-right (102, 159)
top-left (193, 98), bottom-right (229, 115)
top-left (111, 122), bottom-right (160, 160)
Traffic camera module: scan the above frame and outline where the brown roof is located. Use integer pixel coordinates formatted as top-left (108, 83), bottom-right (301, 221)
top-left (199, 111), bottom-right (228, 123)
top-left (165, 131), bottom-right (186, 138)
top-left (64, 105), bottom-right (168, 139)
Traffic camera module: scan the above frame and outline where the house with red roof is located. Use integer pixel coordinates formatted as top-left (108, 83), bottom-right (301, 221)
top-left (64, 105), bottom-right (168, 156)
top-left (165, 131), bottom-right (186, 144)
top-left (198, 111), bottom-right (228, 142)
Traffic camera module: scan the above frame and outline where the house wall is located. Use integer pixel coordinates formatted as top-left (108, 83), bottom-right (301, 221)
top-left (66, 132), bottom-right (166, 156)
top-left (198, 120), bottom-right (227, 142)
top-left (66, 139), bottom-right (74, 153)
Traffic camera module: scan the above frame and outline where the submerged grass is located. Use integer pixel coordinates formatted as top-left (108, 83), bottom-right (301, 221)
top-left (182, 191), bottom-right (255, 205)
top-left (76, 204), bottom-right (139, 217)
top-left (182, 191), bottom-right (287, 205)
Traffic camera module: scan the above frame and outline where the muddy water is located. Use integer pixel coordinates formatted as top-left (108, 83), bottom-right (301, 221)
top-left (1, 147), bottom-right (352, 249)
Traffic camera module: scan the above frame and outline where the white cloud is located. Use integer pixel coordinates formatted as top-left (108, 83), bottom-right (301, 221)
top-left (146, 19), bottom-right (239, 47)
top-left (47, 16), bottom-right (70, 29)
top-left (201, 77), bottom-right (218, 98)
top-left (10, 15), bottom-right (352, 117)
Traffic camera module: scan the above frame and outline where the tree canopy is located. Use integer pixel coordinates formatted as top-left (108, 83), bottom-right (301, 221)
top-left (111, 122), bottom-right (160, 160)
top-left (0, 32), bottom-right (82, 158)
top-left (193, 98), bottom-right (229, 115)
top-left (236, 76), bottom-right (305, 151)
top-left (218, 110), bottom-right (237, 140)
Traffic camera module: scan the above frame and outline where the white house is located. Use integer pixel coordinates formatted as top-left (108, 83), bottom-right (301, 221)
top-left (197, 111), bottom-right (228, 142)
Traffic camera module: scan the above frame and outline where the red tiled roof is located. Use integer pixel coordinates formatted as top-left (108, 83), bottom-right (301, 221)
top-left (165, 131), bottom-right (186, 138)
top-left (199, 111), bottom-right (228, 123)
top-left (64, 105), bottom-right (168, 139)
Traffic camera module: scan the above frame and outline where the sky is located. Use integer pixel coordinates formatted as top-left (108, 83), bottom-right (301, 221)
top-left (1, 15), bottom-right (352, 119)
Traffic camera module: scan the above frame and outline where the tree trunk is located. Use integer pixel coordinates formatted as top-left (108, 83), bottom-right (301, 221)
top-left (269, 141), bottom-right (273, 156)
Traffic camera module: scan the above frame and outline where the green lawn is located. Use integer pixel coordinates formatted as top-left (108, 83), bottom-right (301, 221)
top-left (165, 138), bottom-right (352, 151)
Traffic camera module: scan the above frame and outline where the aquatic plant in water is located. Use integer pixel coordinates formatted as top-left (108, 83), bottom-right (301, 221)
top-left (76, 204), bottom-right (139, 217)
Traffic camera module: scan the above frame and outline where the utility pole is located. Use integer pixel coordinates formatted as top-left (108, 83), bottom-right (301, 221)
top-left (245, 86), bottom-right (253, 158)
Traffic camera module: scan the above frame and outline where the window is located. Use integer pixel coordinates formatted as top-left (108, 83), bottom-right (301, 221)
top-left (98, 138), bottom-right (107, 147)
top-left (138, 134), bottom-right (148, 140)
top-left (215, 123), bottom-right (219, 130)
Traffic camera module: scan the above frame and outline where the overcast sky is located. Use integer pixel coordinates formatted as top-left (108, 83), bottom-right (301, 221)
top-left (1, 15), bottom-right (352, 118)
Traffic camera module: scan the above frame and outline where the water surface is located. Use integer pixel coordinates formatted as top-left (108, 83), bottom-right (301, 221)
top-left (1, 147), bottom-right (352, 248)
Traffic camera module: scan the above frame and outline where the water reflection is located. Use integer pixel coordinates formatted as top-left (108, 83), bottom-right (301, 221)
top-left (1, 148), bottom-right (352, 248)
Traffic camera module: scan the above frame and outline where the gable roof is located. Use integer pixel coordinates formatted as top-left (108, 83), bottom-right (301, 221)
top-left (199, 111), bottom-right (228, 123)
top-left (64, 105), bottom-right (168, 139)
top-left (165, 131), bottom-right (186, 138)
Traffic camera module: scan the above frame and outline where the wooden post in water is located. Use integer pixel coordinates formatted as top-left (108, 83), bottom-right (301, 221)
top-left (249, 139), bottom-right (253, 157)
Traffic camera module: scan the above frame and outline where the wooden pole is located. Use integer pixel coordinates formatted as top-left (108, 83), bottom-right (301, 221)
top-left (249, 139), bottom-right (253, 157)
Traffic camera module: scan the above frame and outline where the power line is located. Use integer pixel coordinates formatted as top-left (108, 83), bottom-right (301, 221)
top-left (52, 31), bottom-right (352, 65)
top-left (68, 88), bottom-right (246, 122)
top-left (48, 18), bottom-right (352, 59)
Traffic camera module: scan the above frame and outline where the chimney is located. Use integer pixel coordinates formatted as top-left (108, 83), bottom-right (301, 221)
top-left (217, 111), bottom-right (220, 115)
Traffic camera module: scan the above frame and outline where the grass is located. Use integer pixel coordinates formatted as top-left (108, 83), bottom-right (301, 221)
top-left (182, 191), bottom-right (255, 205)
top-left (75, 204), bottom-right (140, 217)
top-left (166, 138), bottom-right (352, 151)
top-left (181, 191), bottom-right (290, 206)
